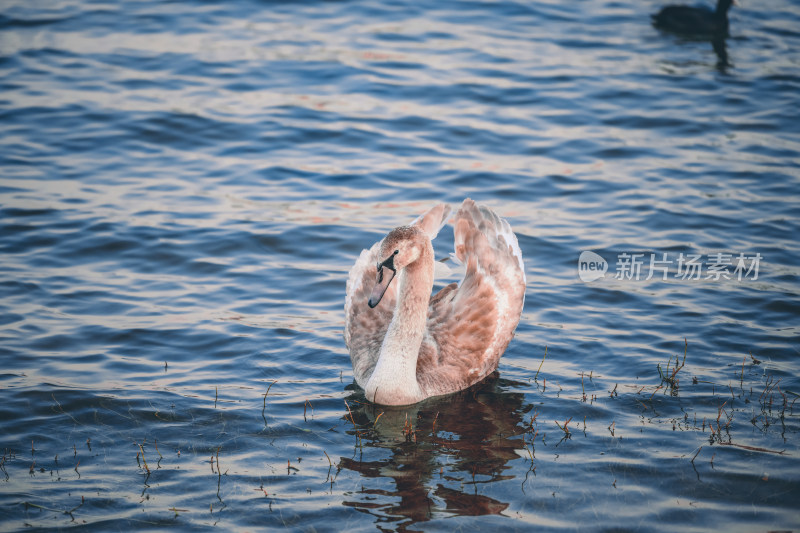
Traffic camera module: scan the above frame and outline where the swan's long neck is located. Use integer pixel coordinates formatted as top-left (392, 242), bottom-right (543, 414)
top-left (365, 243), bottom-right (434, 405)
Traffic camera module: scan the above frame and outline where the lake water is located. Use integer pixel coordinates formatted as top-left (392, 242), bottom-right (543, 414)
top-left (1, 0), bottom-right (799, 531)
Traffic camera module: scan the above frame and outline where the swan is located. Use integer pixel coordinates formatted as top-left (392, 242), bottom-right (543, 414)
top-left (652, 0), bottom-right (734, 37)
top-left (345, 199), bottom-right (526, 406)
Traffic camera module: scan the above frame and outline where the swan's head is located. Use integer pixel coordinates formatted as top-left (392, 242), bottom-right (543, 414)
top-left (717, 0), bottom-right (734, 14)
top-left (368, 226), bottom-right (425, 308)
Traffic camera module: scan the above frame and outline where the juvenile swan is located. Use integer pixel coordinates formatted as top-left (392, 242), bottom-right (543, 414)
top-left (345, 199), bottom-right (526, 406)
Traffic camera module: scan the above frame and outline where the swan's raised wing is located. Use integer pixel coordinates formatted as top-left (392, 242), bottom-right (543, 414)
top-left (418, 199), bottom-right (526, 396)
top-left (410, 202), bottom-right (451, 240)
top-left (345, 202), bottom-right (452, 388)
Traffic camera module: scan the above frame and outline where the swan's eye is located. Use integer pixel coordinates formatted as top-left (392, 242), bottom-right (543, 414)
top-left (393, 250), bottom-right (399, 255)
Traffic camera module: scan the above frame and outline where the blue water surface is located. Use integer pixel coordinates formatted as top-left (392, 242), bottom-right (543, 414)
top-left (1, 0), bottom-right (799, 531)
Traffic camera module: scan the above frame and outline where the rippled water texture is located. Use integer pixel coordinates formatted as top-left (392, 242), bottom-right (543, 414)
top-left (1, 0), bottom-right (799, 531)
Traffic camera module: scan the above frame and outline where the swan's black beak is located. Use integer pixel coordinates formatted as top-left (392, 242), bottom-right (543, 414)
top-left (368, 252), bottom-right (397, 308)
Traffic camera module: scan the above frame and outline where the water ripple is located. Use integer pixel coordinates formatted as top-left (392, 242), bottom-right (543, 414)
top-left (1, 0), bottom-right (799, 530)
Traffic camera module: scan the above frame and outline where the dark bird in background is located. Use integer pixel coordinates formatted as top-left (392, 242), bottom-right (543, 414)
top-left (651, 0), bottom-right (734, 37)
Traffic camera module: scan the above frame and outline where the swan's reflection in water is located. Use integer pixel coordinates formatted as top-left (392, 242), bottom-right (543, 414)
top-left (711, 36), bottom-right (730, 71)
top-left (339, 374), bottom-right (532, 530)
